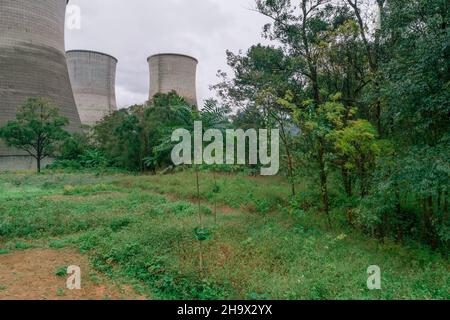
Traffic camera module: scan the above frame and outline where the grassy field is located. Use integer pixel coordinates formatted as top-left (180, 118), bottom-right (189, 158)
top-left (0, 170), bottom-right (448, 300)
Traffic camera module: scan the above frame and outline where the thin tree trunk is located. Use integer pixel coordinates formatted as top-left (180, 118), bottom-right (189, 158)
top-left (196, 166), bottom-right (203, 228)
top-left (444, 191), bottom-right (448, 214)
top-left (426, 196), bottom-right (437, 249)
top-left (213, 170), bottom-right (218, 225)
top-left (360, 166), bottom-right (367, 197)
top-left (36, 137), bottom-right (41, 173)
top-left (199, 241), bottom-right (204, 276)
top-left (395, 188), bottom-right (402, 242)
top-left (347, 0), bottom-right (383, 135)
top-left (375, 89), bottom-right (382, 136)
top-left (195, 166), bottom-right (204, 273)
top-left (279, 122), bottom-right (296, 197)
top-left (341, 163), bottom-right (352, 197)
top-left (422, 196), bottom-right (436, 247)
top-left (437, 188), bottom-right (442, 211)
top-left (318, 143), bottom-right (331, 227)
top-left (311, 67), bottom-right (321, 106)
top-left (300, 1), bottom-right (320, 107)
top-left (36, 157), bottom-right (41, 173)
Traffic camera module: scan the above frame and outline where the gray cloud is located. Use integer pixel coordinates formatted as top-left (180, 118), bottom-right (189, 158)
top-left (65, 0), bottom-right (270, 108)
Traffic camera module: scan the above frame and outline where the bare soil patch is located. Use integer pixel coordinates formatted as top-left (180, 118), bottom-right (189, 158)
top-left (0, 248), bottom-right (146, 300)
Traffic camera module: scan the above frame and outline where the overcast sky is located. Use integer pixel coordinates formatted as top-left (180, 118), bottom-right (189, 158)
top-left (65, 0), bottom-right (270, 109)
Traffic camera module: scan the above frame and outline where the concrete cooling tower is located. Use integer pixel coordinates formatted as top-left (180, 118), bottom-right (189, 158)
top-left (0, 0), bottom-right (81, 170)
top-left (148, 53), bottom-right (198, 107)
top-left (66, 50), bottom-right (118, 126)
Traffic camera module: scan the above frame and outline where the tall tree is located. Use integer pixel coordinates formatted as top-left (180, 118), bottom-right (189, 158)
top-left (344, 0), bottom-right (386, 134)
top-left (0, 97), bottom-right (70, 173)
top-left (255, 0), bottom-right (333, 105)
top-left (213, 45), bottom-right (301, 195)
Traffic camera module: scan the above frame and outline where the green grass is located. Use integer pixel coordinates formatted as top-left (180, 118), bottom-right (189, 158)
top-left (55, 266), bottom-right (68, 277)
top-left (0, 170), bottom-right (448, 300)
top-left (115, 171), bottom-right (292, 211)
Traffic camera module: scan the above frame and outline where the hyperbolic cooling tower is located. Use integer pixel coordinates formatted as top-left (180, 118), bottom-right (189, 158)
top-left (0, 0), bottom-right (81, 168)
top-left (148, 53), bottom-right (198, 107)
top-left (67, 50), bottom-right (118, 126)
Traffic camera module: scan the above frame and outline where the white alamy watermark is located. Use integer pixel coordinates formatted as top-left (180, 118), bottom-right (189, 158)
top-left (66, 265), bottom-right (81, 290)
top-left (367, 265), bottom-right (381, 290)
top-left (66, 5), bottom-right (81, 30)
top-left (171, 121), bottom-right (280, 175)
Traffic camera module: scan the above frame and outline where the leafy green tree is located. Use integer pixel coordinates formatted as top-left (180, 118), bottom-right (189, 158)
top-left (345, 0), bottom-right (386, 134)
top-left (355, 0), bottom-right (450, 247)
top-left (58, 132), bottom-right (91, 161)
top-left (213, 45), bottom-right (302, 195)
top-left (143, 92), bottom-right (195, 171)
top-left (333, 119), bottom-right (390, 197)
top-left (280, 92), bottom-right (348, 225)
top-left (93, 91), bottom-right (195, 172)
top-left (380, 0), bottom-right (449, 145)
top-left (0, 97), bottom-right (70, 173)
top-left (255, 0), bottom-right (338, 106)
top-left (93, 107), bottom-right (142, 171)
top-left (251, 0), bottom-right (449, 247)
top-left (356, 138), bottom-right (449, 249)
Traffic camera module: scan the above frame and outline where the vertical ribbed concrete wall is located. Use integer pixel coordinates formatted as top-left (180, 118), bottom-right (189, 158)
top-left (0, 0), bottom-right (81, 169)
top-left (67, 50), bottom-right (118, 126)
top-left (148, 53), bottom-right (198, 107)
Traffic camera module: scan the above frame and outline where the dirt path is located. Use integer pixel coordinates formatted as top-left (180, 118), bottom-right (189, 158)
top-left (0, 248), bottom-right (146, 300)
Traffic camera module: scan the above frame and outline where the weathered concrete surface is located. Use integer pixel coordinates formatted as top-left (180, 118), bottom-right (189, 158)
top-left (148, 54), bottom-right (198, 107)
top-left (67, 50), bottom-right (118, 126)
top-left (0, 0), bottom-right (81, 169)
top-left (0, 156), bottom-right (53, 172)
